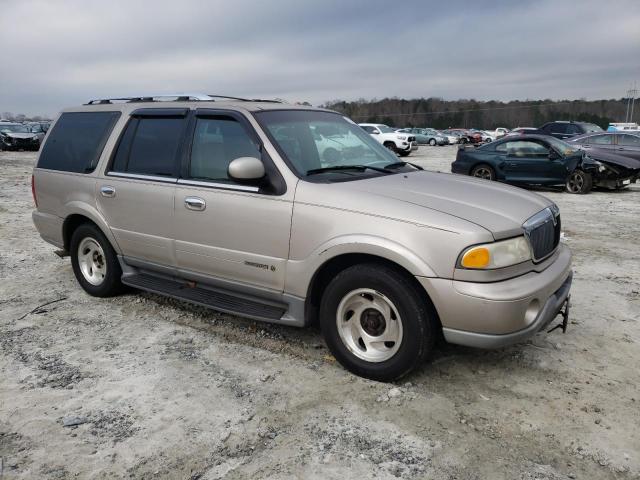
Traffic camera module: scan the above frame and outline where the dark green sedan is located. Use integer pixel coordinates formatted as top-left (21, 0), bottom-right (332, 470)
top-left (451, 134), bottom-right (640, 194)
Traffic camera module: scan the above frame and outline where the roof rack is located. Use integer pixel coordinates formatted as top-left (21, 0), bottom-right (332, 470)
top-left (85, 93), bottom-right (283, 105)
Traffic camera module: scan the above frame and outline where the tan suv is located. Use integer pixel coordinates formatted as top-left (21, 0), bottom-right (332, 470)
top-left (32, 94), bottom-right (573, 381)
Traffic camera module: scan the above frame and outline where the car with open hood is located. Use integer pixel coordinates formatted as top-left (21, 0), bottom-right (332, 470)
top-left (0, 122), bottom-right (41, 151)
top-left (32, 94), bottom-right (573, 381)
top-left (452, 134), bottom-right (640, 193)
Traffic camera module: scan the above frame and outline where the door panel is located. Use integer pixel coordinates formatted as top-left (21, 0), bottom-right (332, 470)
top-left (97, 176), bottom-right (176, 266)
top-left (616, 134), bottom-right (640, 161)
top-left (501, 140), bottom-right (565, 184)
top-left (173, 186), bottom-right (292, 291)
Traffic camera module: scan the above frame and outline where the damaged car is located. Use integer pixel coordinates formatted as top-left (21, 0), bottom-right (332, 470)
top-left (0, 123), bottom-right (41, 151)
top-left (451, 134), bottom-right (640, 194)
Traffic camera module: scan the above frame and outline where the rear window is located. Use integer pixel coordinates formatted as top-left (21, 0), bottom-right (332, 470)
top-left (37, 112), bottom-right (120, 173)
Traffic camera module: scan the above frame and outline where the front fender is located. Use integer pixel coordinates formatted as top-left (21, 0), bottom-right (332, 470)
top-left (284, 234), bottom-right (438, 298)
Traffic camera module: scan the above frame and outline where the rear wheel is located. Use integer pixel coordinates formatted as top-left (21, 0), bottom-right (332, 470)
top-left (70, 224), bottom-right (124, 297)
top-left (471, 164), bottom-right (496, 181)
top-left (320, 263), bottom-right (435, 381)
top-left (565, 169), bottom-right (592, 194)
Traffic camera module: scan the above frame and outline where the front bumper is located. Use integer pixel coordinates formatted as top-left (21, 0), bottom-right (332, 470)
top-left (418, 244), bottom-right (573, 348)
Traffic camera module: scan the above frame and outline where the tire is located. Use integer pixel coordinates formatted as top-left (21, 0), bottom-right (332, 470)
top-left (471, 164), bottom-right (496, 181)
top-left (565, 169), bottom-right (593, 194)
top-left (70, 223), bottom-right (124, 297)
top-left (460, 137), bottom-right (468, 144)
top-left (428, 138), bottom-right (437, 146)
top-left (384, 142), bottom-right (398, 154)
top-left (319, 263), bottom-right (436, 382)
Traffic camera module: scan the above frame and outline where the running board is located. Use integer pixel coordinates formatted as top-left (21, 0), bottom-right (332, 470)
top-left (122, 273), bottom-right (287, 322)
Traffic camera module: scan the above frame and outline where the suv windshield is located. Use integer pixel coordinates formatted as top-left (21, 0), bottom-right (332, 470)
top-left (0, 124), bottom-right (30, 133)
top-left (255, 110), bottom-right (404, 179)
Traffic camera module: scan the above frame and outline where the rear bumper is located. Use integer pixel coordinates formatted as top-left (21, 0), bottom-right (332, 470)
top-left (418, 244), bottom-right (573, 348)
top-left (32, 210), bottom-right (64, 249)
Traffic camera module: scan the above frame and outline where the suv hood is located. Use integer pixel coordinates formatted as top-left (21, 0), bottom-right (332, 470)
top-left (345, 171), bottom-right (553, 239)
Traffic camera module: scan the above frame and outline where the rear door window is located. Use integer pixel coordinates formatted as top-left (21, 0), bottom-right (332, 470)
top-left (37, 112), bottom-right (120, 173)
top-left (110, 113), bottom-right (187, 177)
top-left (619, 134), bottom-right (640, 146)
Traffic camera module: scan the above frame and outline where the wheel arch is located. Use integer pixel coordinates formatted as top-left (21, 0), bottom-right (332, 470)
top-left (62, 203), bottom-right (121, 254)
top-left (300, 244), bottom-right (441, 328)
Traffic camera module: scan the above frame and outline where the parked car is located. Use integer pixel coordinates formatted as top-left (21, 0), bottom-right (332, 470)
top-left (447, 128), bottom-right (482, 144)
top-left (494, 127), bottom-right (510, 138)
top-left (438, 131), bottom-right (459, 145)
top-left (359, 123), bottom-right (417, 156)
top-left (538, 121), bottom-right (603, 140)
top-left (452, 134), bottom-right (640, 194)
top-left (32, 94), bottom-right (574, 381)
top-left (0, 123), bottom-right (41, 151)
top-left (568, 132), bottom-right (640, 162)
top-left (26, 122), bottom-right (48, 144)
top-left (396, 128), bottom-right (447, 146)
top-left (506, 127), bottom-right (538, 136)
top-left (471, 130), bottom-right (495, 143)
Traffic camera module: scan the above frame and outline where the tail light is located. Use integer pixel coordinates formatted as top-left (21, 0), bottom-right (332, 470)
top-left (31, 174), bottom-right (38, 207)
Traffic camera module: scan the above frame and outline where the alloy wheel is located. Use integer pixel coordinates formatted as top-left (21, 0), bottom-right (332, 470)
top-left (336, 288), bottom-right (403, 363)
top-left (77, 237), bottom-right (107, 286)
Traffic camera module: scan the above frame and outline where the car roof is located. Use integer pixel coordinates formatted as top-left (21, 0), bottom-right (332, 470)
top-left (60, 96), bottom-right (334, 116)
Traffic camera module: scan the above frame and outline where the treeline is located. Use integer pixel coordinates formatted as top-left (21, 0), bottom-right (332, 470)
top-left (323, 98), bottom-right (633, 130)
top-left (1, 112), bottom-right (52, 122)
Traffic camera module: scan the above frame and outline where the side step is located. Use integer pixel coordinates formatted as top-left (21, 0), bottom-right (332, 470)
top-left (122, 273), bottom-right (287, 322)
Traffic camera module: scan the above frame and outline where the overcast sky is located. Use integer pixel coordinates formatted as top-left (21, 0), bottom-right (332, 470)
top-left (1, 0), bottom-right (639, 116)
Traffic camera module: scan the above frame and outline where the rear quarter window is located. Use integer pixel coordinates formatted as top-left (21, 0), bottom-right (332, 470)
top-left (37, 112), bottom-right (120, 173)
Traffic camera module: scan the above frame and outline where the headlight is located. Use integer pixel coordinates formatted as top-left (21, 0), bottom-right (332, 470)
top-left (397, 135), bottom-right (407, 140)
top-left (459, 236), bottom-right (531, 269)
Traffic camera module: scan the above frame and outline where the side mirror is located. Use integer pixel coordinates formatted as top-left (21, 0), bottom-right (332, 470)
top-left (371, 130), bottom-right (379, 134)
top-left (548, 150), bottom-right (560, 160)
top-left (227, 157), bottom-right (265, 183)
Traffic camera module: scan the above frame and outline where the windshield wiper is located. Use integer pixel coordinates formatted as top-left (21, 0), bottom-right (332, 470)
top-left (306, 165), bottom-right (393, 176)
top-left (384, 161), bottom-right (424, 171)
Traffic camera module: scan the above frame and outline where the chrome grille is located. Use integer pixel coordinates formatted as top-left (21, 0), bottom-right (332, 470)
top-left (523, 207), bottom-right (561, 262)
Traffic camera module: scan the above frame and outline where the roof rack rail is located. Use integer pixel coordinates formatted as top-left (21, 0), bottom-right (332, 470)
top-left (85, 94), bottom-right (284, 105)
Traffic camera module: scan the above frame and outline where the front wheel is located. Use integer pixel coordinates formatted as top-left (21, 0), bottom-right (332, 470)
top-left (384, 142), bottom-right (398, 154)
top-left (70, 223), bottom-right (124, 297)
top-left (565, 169), bottom-right (593, 194)
top-left (320, 264), bottom-right (435, 381)
top-left (428, 138), bottom-right (436, 146)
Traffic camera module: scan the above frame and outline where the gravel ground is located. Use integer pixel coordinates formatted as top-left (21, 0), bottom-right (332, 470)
top-left (1, 147), bottom-right (639, 479)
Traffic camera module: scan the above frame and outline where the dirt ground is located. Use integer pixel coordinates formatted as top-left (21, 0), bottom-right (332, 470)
top-left (1, 147), bottom-right (639, 479)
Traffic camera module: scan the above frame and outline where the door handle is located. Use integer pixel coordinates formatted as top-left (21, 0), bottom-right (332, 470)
top-left (184, 196), bottom-right (206, 211)
top-left (100, 185), bottom-right (115, 197)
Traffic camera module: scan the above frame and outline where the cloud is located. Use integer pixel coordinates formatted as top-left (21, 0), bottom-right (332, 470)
top-left (1, 0), bottom-right (638, 116)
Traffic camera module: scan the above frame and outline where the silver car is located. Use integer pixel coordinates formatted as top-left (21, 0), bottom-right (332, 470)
top-left (32, 94), bottom-right (573, 381)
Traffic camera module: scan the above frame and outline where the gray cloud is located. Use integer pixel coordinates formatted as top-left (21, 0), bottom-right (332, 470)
top-left (1, 0), bottom-right (639, 116)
